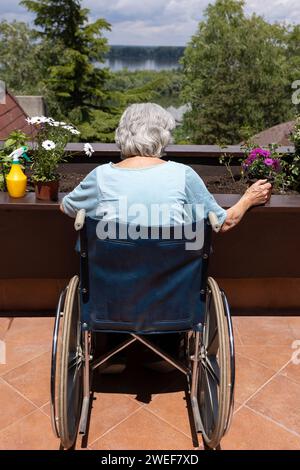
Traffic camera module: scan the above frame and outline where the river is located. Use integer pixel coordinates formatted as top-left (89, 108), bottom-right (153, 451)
top-left (100, 58), bottom-right (181, 72)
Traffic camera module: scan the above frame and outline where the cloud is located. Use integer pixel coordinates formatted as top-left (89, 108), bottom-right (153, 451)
top-left (84, 0), bottom-right (207, 45)
top-left (84, 0), bottom-right (300, 45)
top-left (0, 0), bottom-right (33, 23)
top-left (246, 0), bottom-right (300, 23)
top-left (0, 1), bottom-right (300, 45)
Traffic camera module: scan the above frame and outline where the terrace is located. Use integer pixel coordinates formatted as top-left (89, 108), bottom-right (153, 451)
top-left (0, 316), bottom-right (300, 450)
top-left (0, 143), bottom-right (300, 450)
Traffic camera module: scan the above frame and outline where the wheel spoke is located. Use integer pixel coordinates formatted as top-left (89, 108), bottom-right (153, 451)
top-left (204, 366), bottom-right (219, 431)
top-left (68, 353), bottom-right (82, 371)
top-left (204, 292), bottom-right (219, 355)
top-left (203, 292), bottom-right (211, 347)
top-left (67, 359), bottom-right (83, 427)
top-left (198, 363), bottom-right (209, 431)
top-left (202, 365), bottom-right (214, 433)
top-left (203, 356), bottom-right (220, 385)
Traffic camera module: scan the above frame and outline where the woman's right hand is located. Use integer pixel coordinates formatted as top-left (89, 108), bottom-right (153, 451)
top-left (243, 179), bottom-right (272, 207)
top-left (221, 179), bottom-right (272, 233)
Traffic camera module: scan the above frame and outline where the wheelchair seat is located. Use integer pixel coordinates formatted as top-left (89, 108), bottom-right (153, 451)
top-left (80, 218), bottom-right (210, 334)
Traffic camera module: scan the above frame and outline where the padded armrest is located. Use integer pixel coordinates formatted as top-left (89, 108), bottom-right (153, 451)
top-left (74, 209), bottom-right (86, 231)
top-left (208, 211), bottom-right (221, 233)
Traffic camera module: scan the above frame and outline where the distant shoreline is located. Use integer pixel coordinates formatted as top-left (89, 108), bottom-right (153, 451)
top-left (106, 45), bottom-right (185, 62)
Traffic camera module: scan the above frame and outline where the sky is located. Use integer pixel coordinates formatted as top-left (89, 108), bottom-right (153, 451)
top-left (0, 0), bottom-right (299, 46)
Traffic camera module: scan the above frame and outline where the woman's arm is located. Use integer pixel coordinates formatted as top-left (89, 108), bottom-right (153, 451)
top-left (220, 179), bottom-right (272, 233)
top-left (59, 168), bottom-right (98, 218)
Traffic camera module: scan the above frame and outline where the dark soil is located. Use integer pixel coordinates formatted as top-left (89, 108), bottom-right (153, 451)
top-left (56, 172), bottom-right (298, 195)
top-left (59, 172), bottom-right (87, 192)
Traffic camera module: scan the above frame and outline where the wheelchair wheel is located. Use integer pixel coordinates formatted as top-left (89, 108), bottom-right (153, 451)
top-left (198, 277), bottom-right (235, 449)
top-left (57, 275), bottom-right (83, 449)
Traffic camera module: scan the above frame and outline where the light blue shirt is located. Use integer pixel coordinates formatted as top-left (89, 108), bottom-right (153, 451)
top-left (62, 161), bottom-right (227, 226)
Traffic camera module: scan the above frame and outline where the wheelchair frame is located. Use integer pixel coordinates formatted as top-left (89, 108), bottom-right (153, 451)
top-left (51, 210), bottom-right (235, 450)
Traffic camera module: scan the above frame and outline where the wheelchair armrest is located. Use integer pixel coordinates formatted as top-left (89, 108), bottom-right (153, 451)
top-left (208, 211), bottom-right (221, 233)
top-left (74, 209), bottom-right (86, 231)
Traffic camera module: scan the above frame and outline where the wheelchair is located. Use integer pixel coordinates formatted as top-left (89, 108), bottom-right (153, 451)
top-left (50, 210), bottom-right (235, 450)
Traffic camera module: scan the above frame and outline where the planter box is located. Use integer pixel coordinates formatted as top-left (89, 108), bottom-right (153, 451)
top-left (0, 192), bottom-right (299, 314)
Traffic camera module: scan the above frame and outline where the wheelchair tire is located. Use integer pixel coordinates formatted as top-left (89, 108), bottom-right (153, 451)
top-left (58, 275), bottom-right (83, 449)
top-left (198, 277), bottom-right (235, 449)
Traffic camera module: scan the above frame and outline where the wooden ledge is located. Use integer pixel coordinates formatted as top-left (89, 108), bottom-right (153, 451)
top-left (0, 192), bottom-right (300, 211)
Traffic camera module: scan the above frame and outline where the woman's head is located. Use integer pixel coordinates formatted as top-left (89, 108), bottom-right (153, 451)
top-left (115, 103), bottom-right (176, 159)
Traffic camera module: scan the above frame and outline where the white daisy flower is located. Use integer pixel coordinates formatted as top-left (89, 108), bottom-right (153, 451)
top-left (47, 118), bottom-right (56, 126)
top-left (62, 125), bottom-right (74, 131)
top-left (42, 140), bottom-right (56, 151)
top-left (70, 128), bottom-right (80, 135)
top-left (26, 116), bottom-right (49, 125)
top-left (84, 143), bottom-right (95, 157)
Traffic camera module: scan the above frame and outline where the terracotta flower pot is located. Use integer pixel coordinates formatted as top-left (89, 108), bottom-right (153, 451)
top-left (34, 180), bottom-right (59, 201)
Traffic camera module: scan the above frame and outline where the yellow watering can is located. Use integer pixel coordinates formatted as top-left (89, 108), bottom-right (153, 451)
top-left (6, 146), bottom-right (29, 198)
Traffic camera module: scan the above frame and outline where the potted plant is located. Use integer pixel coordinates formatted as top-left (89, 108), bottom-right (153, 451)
top-left (241, 144), bottom-right (283, 189)
top-left (26, 116), bottom-right (94, 201)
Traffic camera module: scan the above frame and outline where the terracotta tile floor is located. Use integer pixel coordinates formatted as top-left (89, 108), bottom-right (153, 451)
top-left (0, 315), bottom-right (300, 450)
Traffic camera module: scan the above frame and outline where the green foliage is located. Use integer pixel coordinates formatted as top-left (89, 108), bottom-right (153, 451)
top-left (75, 69), bottom-right (182, 141)
top-left (181, 0), bottom-right (296, 145)
top-left (289, 116), bottom-right (300, 190)
top-left (21, 0), bottom-right (112, 129)
top-left (107, 70), bottom-right (183, 108)
top-left (0, 131), bottom-right (29, 190)
top-left (285, 25), bottom-right (300, 105)
top-left (18, 1), bottom-right (182, 142)
top-left (0, 21), bottom-right (46, 94)
top-left (219, 154), bottom-right (236, 182)
top-left (21, 0), bottom-right (88, 47)
top-left (219, 142), bottom-right (299, 193)
top-left (3, 0), bottom-right (299, 148)
top-left (27, 118), bottom-right (79, 182)
top-left (78, 109), bottom-right (120, 143)
top-left (1, 0), bottom-right (184, 142)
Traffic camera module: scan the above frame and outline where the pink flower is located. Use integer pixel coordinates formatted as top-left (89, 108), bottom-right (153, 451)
top-left (249, 148), bottom-right (271, 159)
top-left (264, 158), bottom-right (274, 167)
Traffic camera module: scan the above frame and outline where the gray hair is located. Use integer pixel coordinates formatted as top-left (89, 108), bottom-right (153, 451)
top-left (115, 103), bottom-right (176, 158)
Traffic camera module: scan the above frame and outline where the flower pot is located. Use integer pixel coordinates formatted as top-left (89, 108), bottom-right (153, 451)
top-left (247, 176), bottom-right (275, 186)
top-left (34, 180), bottom-right (59, 201)
top-left (246, 177), bottom-right (273, 205)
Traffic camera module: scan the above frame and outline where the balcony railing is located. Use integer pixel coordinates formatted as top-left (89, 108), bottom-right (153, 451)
top-left (64, 143), bottom-right (296, 162)
top-left (1, 142), bottom-right (295, 162)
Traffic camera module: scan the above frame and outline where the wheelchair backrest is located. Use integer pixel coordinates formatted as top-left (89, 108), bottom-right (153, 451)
top-left (79, 218), bottom-right (211, 334)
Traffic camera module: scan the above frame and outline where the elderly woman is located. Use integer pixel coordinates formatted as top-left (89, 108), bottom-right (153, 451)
top-left (61, 103), bottom-right (270, 230)
top-left (61, 103), bottom-right (271, 372)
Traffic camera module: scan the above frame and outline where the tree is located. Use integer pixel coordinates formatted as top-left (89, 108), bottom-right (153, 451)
top-left (20, 0), bottom-right (167, 142)
top-left (0, 21), bottom-right (45, 94)
top-left (21, 0), bottom-right (112, 128)
top-left (286, 25), bottom-right (300, 114)
top-left (180, 0), bottom-right (294, 145)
